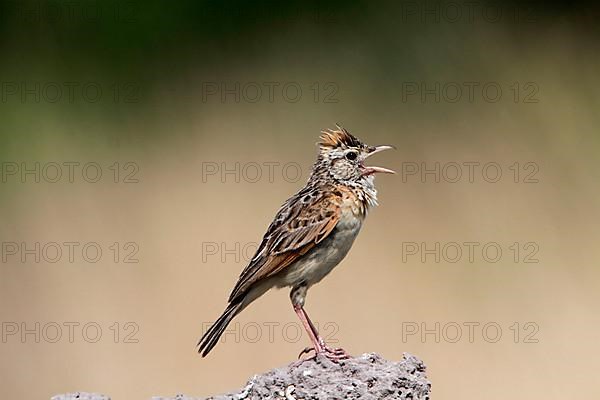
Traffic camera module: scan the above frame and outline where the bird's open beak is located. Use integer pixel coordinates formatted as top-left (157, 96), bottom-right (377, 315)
top-left (361, 145), bottom-right (396, 175)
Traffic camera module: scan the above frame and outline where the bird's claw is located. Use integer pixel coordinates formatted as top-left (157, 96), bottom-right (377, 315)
top-left (297, 346), bottom-right (316, 360)
top-left (293, 347), bottom-right (317, 367)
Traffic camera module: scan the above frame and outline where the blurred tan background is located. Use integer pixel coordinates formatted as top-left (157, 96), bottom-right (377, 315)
top-left (1, 1), bottom-right (599, 399)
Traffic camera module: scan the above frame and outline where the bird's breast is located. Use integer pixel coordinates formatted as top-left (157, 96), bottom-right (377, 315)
top-left (276, 207), bottom-right (363, 289)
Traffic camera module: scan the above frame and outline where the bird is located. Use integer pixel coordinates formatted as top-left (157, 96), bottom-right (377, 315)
top-left (198, 124), bottom-right (395, 360)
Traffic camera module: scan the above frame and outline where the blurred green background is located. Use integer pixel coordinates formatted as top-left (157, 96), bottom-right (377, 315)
top-left (1, 0), bottom-right (599, 399)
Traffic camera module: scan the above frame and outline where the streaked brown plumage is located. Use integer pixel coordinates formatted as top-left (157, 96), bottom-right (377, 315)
top-left (198, 125), bottom-right (394, 359)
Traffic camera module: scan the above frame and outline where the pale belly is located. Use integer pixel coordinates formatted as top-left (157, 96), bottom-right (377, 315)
top-left (274, 211), bottom-right (363, 289)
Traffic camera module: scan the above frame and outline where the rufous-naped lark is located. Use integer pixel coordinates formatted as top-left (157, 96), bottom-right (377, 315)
top-left (198, 125), bottom-right (394, 360)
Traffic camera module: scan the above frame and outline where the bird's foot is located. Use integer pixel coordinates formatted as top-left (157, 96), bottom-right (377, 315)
top-left (295, 341), bottom-right (350, 363)
top-left (320, 344), bottom-right (351, 360)
top-left (318, 337), bottom-right (351, 359)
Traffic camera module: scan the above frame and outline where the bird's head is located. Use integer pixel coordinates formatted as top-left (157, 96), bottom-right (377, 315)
top-left (315, 124), bottom-right (395, 184)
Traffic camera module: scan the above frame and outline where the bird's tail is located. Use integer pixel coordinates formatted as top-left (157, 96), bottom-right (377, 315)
top-left (197, 300), bottom-right (243, 357)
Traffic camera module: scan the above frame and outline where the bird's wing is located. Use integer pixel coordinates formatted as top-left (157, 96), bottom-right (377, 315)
top-left (228, 186), bottom-right (343, 302)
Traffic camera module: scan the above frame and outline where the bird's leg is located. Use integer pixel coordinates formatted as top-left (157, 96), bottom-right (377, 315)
top-left (302, 307), bottom-right (350, 359)
top-left (291, 285), bottom-right (350, 361)
top-left (294, 304), bottom-right (324, 359)
top-left (300, 306), bottom-right (351, 359)
top-left (291, 285), bottom-right (323, 360)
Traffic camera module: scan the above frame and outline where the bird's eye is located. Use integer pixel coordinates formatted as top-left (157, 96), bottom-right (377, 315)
top-left (345, 151), bottom-right (358, 161)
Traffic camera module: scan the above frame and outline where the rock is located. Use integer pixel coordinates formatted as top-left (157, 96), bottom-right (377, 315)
top-left (52, 353), bottom-right (430, 400)
top-left (161, 353), bottom-right (430, 400)
top-left (51, 393), bottom-right (110, 400)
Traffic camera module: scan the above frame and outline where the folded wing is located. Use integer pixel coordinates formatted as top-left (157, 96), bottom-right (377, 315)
top-left (228, 186), bottom-right (342, 303)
